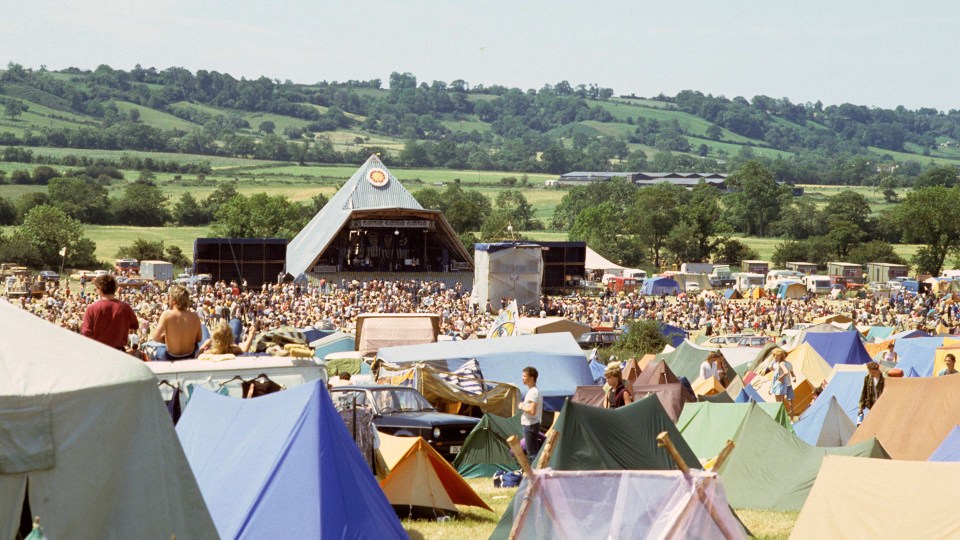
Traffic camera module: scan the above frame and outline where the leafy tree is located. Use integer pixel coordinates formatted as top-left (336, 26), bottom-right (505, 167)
top-left (10, 170), bottom-right (31, 184)
top-left (213, 193), bottom-right (310, 238)
top-left (32, 166), bottom-right (59, 185)
top-left (258, 120), bottom-right (276, 134)
top-left (4, 98), bottom-right (25, 119)
top-left (848, 240), bottom-right (906, 266)
top-left (166, 245), bottom-right (191, 267)
top-left (116, 238), bottom-right (166, 261)
top-left (113, 180), bottom-right (170, 226)
top-left (203, 183), bottom-right (240, 217)
top-left (914, 166), bottom-right (958, 189)
top-left (894, 186), bottom-right (960, 275)
top-left (882, 188), bottom-right (898, 203)
top-left (16, 192), bottom-right (50, 220)
top-left (610, 319), bottom-right (668, 358)
top-left (631, 183), bottom-right (683, 268)
top-left (823, 190), bottom-right (874, 237)
top-left (551, 177), bottom-right (637, 230)
top-left (48, 177), bottom-right (112, 223)
top-left (0, 197), bottom-right (17, 225)
top-left (413, 184), bottom-right (490, 234)
top-left (771, 197), bottom-right (826, 239)
top-left (772, 240), bottom-right (810, 268)
top-left (706, 124), bottom-right (722, 140)
top-left (664, 183), bottom-right (724, 263)
top-left (723, 161), bottom-right (790, 237)
top-left (713, 238), bottom-right (759, 265)
top-left (493, 190), bottom-right (536, 230)
top-left (15, 205), bottom-right (98, 268)
top-left (825, 220), bottom-right (864, 258)
top-left (172, 192), bottom-right (210, 226)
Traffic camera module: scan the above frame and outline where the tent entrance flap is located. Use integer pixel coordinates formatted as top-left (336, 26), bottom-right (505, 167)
top-left (0, 405), bottom-right (55, 474)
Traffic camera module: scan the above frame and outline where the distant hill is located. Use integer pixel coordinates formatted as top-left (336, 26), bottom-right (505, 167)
top-left (1, 62), bottom-right (958, 184)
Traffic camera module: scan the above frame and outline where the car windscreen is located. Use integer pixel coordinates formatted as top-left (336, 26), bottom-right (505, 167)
top-left (371, 389), bottom-right (435, 413)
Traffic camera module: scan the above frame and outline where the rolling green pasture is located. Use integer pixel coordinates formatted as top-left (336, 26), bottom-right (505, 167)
top-left (112, 100), bottom-right (200, 131)
top-left (82, 225), bottom-right (210, 262)
top-left (0, 145), bottom-right (266, 168)
top-left (589, 99), bottom-right (762, 144)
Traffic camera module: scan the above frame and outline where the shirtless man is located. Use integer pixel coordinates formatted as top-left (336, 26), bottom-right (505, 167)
top-left (150, 285), bottom-right (202, 359)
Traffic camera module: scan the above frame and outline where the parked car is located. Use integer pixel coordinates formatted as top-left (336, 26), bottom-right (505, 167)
top-left (93, 270), bottom-right (110, 277)
top-left (578, 331), bottom-right (620, 350)
top-left (69, 270), bottom-right (97, 281)
top-left (685, 282), bottom-right (701, 293)
top-left (705, 335), bottom-right (746, 348)
top-left (38, 270), bottom-right (60, 282)
top-left (738, 335), bottom-right (774, 347)
top-left (887, 280), bottom-right (903, 291)
top-left (328, 385), bottom-right (479, 460)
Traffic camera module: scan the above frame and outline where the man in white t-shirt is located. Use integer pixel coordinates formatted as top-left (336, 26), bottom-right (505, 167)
top-left (519, 366), bottom-right (543, 464)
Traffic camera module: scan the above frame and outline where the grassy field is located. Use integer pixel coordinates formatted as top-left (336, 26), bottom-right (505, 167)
top-left (402, 478), bottom-right (796, 539)
top-left (82, 225), bottom-right (211, 262)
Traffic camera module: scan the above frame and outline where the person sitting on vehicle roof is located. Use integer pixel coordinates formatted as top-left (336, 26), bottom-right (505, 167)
top-left (149, 285), bottom-right (203, 360)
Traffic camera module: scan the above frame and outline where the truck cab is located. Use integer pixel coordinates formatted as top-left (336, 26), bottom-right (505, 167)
top-left (114, 258), bottom-right (140, 275)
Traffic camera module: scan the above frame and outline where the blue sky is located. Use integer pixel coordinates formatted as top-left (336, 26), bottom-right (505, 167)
top-left (3, 1), bottom-right (958, 110)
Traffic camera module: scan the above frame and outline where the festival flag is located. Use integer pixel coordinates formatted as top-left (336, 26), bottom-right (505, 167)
top-left (488, 300), bottom-right (519, 338)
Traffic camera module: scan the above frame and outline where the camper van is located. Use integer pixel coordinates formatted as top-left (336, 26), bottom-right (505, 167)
top-left (804, 275), bottom-right (833, 294)
top-left (733, 272), bottom-right (765, 291)
top-left (709, 265), bottom-right (735, 288)
top-left (765, 270), bottom-right (805, 291)
top-left (622, 268), bottom-right (647, 280)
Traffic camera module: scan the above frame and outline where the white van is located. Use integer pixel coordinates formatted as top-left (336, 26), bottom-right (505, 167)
top-left (623, 268), bottom-right (647, 280)
top-left (733, 272), bottom-right (765, 291)
top-left (765, 270), bottom-right (805, 291)
top-left (804, 275), bottom-right (832, 294)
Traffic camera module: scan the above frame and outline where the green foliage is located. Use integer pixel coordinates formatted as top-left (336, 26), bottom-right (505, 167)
top-left (212, 192), bottom-right (310, 238)
top-left (724, 161), bottom-right (790, 236)
top-left (610, 319), bottom-right (668, 357)
top-left (914, 166), bottom-right (958, 188)
top-left (16, 192), bottom-right (50, 220)
top-left (552, 178), bottom-right (637, 230)
top-left (772, 197), bottom-right (826, 239)
top-left (0, 197), bottom-right (17, 225)
top-left (165, 245), bottom-right (191, 267)
top-left (714, 238), bottom-right (759, 264)
top-left (116, 238), bottom-right (166, 261)
top-left (48, 177), bottom-right (112, 224)
top-left (894, 186), bottom-right (960, 275)
top-left (114, 180), bottom-right (171, 226)
top-left (413, 184), bottom-right (491, 234)
top-left (631, 183), bottom-right (684, 268)
top-left (823, 190), bottom-right (874, 237)
top-left (14, 205), bottom-right (98, 268)
top-left (492, 190), bottom-right (536, 230)
top-left (203, 183), bottom-right (240, 216)
top-left (4, 98), bottom-right (25, 119)
top-left (848, 240), bottom-right (907, 266)
top-left (664, 183), bottom-right (725, 263)
top-left (771, 237), bottom-right (832, 269)
top-left (32, 166), bottom-right (59, 185)
top-left (172, 192), bottom-right (210, 226)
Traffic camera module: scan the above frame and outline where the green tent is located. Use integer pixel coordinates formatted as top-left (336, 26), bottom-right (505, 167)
top-left (653, 341), bottom-right (736, 385)
top-left (865, 325), bottom-right (895, 343)
top-left (452, 412), bottom-right (522, 478)
top-left (718, 403), bottom-right (888, 511)
top-left (677, 402), bottom-right (793, 461)
top-left (491, 395), bottom-right (699, 538)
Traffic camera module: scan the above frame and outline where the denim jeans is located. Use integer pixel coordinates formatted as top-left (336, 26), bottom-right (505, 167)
top-left (523, 423), bottom-right (542, 465)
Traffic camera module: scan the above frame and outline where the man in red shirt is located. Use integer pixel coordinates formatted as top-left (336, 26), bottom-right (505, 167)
top-left (81, 274), bottom-right (139, 350)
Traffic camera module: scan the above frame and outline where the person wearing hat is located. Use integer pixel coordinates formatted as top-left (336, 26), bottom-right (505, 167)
top-left (604, 363), bottom-right (633, 409)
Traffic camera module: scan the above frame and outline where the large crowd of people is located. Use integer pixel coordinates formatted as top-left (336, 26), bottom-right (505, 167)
top-left (9, 274), bottom-right (960, 357)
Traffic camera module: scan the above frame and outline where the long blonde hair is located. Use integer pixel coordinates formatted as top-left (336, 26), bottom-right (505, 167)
top-left (209, 322), bottom-right (236, 354)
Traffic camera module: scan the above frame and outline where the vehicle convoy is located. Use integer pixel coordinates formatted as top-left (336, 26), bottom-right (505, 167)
top-left (328, 385), bottom-right (479, 461)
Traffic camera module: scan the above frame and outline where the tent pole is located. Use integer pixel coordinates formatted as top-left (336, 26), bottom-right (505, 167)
top-left (506, 435), bottom-right (535, 540)
top-left (711, 440), bottom-right (736, 472)
top-left (535, 430), bottom-right (559, 469)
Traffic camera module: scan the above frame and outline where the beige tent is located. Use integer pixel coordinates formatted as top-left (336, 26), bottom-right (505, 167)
top-left (377, 433), bottom-right (491, 516)
top-left (0, 300), bottom-right (216, 539)
top-left (355, 313), bottom-right (440, 356)
top-left (849, 375), bottom-right (960, 459)
top-left (753, 343), bottom-right (832, 388)
top-left (377, 362), bottom-right (519, 417)
top-left (515, 316), bottom-right (591, 339)
top-left (812, 314), bottom-right (854, 325)
top-left (748, 371), bottom-right (817, 416)
top-left (792, 456), bottom-right (960, 539)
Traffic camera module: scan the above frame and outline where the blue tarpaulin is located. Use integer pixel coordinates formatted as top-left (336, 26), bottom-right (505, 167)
top-left (793, 370), bottom-right (865, 445)
top-left (176, 381), bottom-right (406, 539)
top-left (377, 333), bottom-right (592, 412)
top-left (801, 332), bottom-right (872, 366)
top-left (658, 322), bottom-right (688, 347)
top-left (641, 277), bottom-right (680, 296)
top-left (895, 337), bottom-right (947, 377)
top-left (929, 426), bottom-right (960, 462)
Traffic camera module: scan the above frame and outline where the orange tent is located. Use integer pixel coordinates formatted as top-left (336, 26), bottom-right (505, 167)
top-left (864, 339), bottom-right (894, 360)
top-left (377, 433), bottom-right (492, 516)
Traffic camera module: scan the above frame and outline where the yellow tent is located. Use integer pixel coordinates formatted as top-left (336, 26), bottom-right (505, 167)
top-left (691, 376), bottom-right (725, 396)
top-left (749, 287), bottom-right (765, 300)
top-left (749, 371), bottom-right (816, 416)
top-left (377, 433), bottom-right (492, 516)
top-left (933, 340), bottom-right (960, 376)
top-left (753, 343), bottom-right (831, 388)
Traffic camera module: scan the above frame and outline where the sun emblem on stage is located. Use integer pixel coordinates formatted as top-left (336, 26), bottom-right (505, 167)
top-left (367, 168), bottom-right (389, 187)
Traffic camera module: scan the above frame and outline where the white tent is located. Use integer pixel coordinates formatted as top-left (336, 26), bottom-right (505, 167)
top-left (472, 243), bottom-right (543, 311)
top-left (0, 300), bottom-right (216, 540)
top-left (585, 246), bottom-right (624, 274)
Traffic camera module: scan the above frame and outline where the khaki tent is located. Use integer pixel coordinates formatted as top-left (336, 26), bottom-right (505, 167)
top-left (0, 300), bottom-right (216, 539)
top-left (812, 314), bottom-right (854, 325)
top-left (753, 343), bottom-right (832, 388)
top-left (677, 402), bottom-right (792, 461)
top-left (692, 376), bottom-right (725, 396)
top-left (515, 317), bottom-right (591, 339)
top-left (717, 403), bottom-right (887, 510)
top-left (792, 456), bottom-right (960, 539)
top-left (849, 375), bottom-right (960, 459)
top-left (377, 362), bottom-right (519, 417)
top-left (507, 469), bottom-right (747, 540)
top-left (377, 433), bottom-right (491, 516)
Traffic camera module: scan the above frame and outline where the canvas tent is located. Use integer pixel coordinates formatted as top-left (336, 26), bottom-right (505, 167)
top-left (894, 336), bottom-right (946, 377)
top-left (800, 331), bottom-right (871, 367)
top-left (472, 243), bottom-right (543, 311)
top-left (515, 316), bottom-right (591, 339)
top-left (677, 402), bottom-right (792, 461)
top-left (376, 362), bottom-right (519, 417)
top-left (777, 280), bottom-right (806, 299)
top-left (452, 412), bottom-right (522, 478)
top-left (176, 381), bottom-right (405, 539)
top-left (792, 368), bottom-right (866, 446)
top-left (717, 403), bottom-right (888, 510)
top-left (376, 333), bottom-right (591, 412)
top-left (752, 343), bottom-right (833, 388)
top-left (506, 469), bottom-right (747, 540)
top-left (864, 325), bottom-right (895, 343)
top-left (0, 300), bottom-right (217, 540)
top-left (792, 456), bottom-right (960, 539)
top-left (377, 432), bottom-right (491, 516)
top-left (849, 375), bottom-right (960, 460)
top-left (641, 276), bottom-right (680, 296)
top-left (928, 426), bottom-right (960, 462)
top-left (572, 382), bottom-right (688, 422)
top-left (654, 340), bottom-right (736, 386)
top-left (584, 246), bottom-right (624, 274)
top-left (723, 288), bottom-right (742, 300)
top-left (657, 322), bottom-right (688, 347)
top-left (311, 330), bottom-right (355, 359)
top-left (355, 313), bottom-right (439, 357)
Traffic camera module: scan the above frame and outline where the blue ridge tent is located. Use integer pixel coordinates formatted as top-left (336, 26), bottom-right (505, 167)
top-left (376, 333), bottom-right (592, 412)
top-left (310, 331), bottom-right (355, 359)
top-left (929, 426), bottom-right (960, 462)
top-left (735, 384), bottom-right (766, 403)
top-left (793, 369), bottom-right (866, 445)
top-left (658, 322), bottom-right (689, 347)
top-left (800, 331), bottom-right (871, 367)
top-left (723, 288), bottom-right (742, 299)
top-left (641, 276), bottom-right (680, 296)
top-left (776, 281), bottom-right (806, 299)
top-left (894, 337), bottom-right (947, 377)
top-left (176, 381), bottom-right (405, 539)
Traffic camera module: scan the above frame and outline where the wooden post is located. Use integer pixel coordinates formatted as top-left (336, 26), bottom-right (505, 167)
top-left (711, 440), bottom-right (735, 472)
top-left (507, 435), bottom-right (536, 540)
top-left (506, 435), bottom-right (531, 476)
top-left (656, 431), bottom-right (690, 475)
top-left (535, 429), bottom-right (559, 469)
